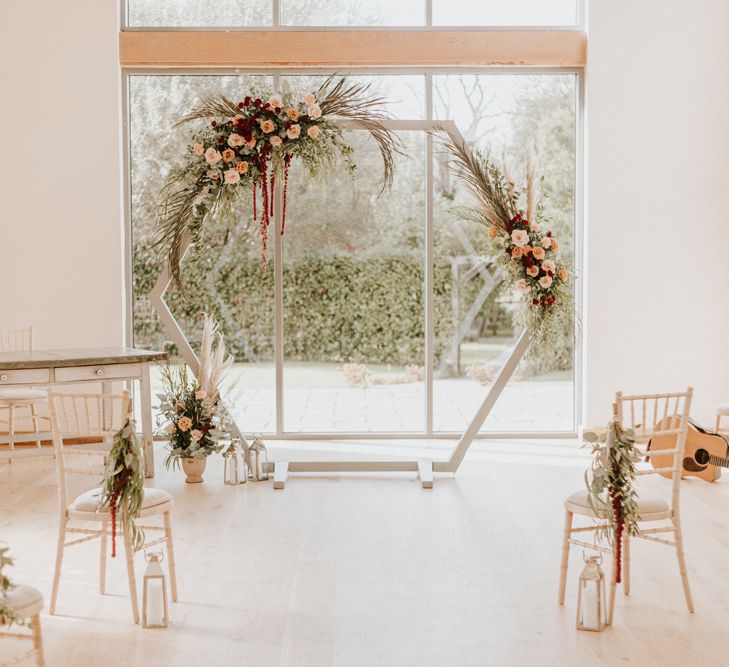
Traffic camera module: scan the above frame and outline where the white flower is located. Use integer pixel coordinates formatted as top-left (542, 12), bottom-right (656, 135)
top-left (511, 229), bottom-right (529, 247)
top-left (304, 93), bottom-right (317, 106)
top-left (224, 169), bottom-right (240, 185)
top-left (307, 104), bottom-right (322, 119)
top-left (206, 169), bottom-right (221, 181)
top-left (190, 429), bottom-right (203, 442)
top-left (228, 133), bottom-right (244, 147)
top-left (205, 148), bottom-right (222, 165)
top-left (195, 389), bottom-right (207, 400)
top-left (268, 95), bottom-right (283, 109)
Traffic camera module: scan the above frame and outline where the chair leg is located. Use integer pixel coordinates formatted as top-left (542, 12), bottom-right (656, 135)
top-left (30, 402), bottom-right (42, 448)
top-left (31, 613), bottom-right (45, 667)
top-left (100, 520), bottom-right (108, 594)
top-left (558, 510), bottom-right (573, 605)
top-left (608, 549), bottom-right (618, 625)
top-left (123, 528), bottom-right (140, 624)
top-left (164, 510), bottom-right (178, 602)
top-left (716, 414), bottom-right (721, 432)
top-left (623, 535), bottom-right (630, 596)
top-left (673, 516), bottom-right (695, 612)
top-left (50, 518), bottom-right (67, 615)
top-left (8, 403), bottom-right (14, 462)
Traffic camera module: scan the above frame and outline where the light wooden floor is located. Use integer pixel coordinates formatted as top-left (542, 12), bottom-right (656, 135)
top-left (1, 440), bottom-right (728, 666)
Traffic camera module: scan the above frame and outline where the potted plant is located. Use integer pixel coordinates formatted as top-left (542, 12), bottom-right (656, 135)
top-left (158, 315), bottom-right (232, 483)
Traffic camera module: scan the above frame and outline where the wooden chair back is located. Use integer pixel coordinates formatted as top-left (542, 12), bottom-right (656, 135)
top-left (47, 390), bottom-right (132, 510)
top-left (615, 387), bottom-right (693, 509)
top-left (0, 327), bottom-right (33, 352)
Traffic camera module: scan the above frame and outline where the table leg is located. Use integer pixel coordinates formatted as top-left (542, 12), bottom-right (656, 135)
top-left (140, 362), bottom-right (155, 478)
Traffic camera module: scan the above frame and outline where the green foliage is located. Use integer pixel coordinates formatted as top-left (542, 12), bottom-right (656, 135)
top-left (0, 547), bottom-right (24, 627)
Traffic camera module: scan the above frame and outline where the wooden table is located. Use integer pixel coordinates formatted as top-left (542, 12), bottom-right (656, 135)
top-left (0, 347), bottom-right (167, 477)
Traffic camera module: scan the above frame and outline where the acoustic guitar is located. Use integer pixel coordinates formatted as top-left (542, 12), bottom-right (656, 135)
top-left (649, 420), bottom-right (729, 482)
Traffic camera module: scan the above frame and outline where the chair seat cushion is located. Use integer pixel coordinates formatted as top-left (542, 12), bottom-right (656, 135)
top-left (0, 388), bottom-right (47, 403)
top-left (716, 402), bottom-right (729, 415)
top-left (565, 488), bottom-right (670, 519)
top-left (3, 584), bottom-right (44, 618)
top-left (69, 486), bottom-right (172, 513)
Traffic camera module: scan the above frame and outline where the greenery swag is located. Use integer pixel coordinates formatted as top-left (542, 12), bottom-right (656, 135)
top-left (0, 547), bottom-right (24, 627)
top-left (583, 419), bottom-right (641, 583)
top-left (99, 419), bottom-right (145, 557)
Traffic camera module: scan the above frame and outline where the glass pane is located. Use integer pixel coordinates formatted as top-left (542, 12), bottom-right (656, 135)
top-left (129, 74), bottom-right (276, 433)
top-left (433, 0), bottom-right (578, 26)
top-left (281, 75), bottom-right (426, 433)
top-left (127, 0), bottom-right (271, 27)
top-left (432, 73), bottom-right (577, 433)
top-left (281, 0), bottom-right (425, 26)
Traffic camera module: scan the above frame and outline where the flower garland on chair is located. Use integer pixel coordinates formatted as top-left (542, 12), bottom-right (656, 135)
top-left (438, 132), bottom-right (575, 371)
top-left (583, 420), bottom-right (641, 583)
top-left (156, 75), bottom-right (400, 287)
top-left (0, 547), bottom-right (24, 627)
top-left (98, 419), bottom-right (145, 558)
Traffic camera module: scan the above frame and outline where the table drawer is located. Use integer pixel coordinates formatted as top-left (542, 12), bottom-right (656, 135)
top-left (0, 368), bottom-right (51, 385)
top-left (54, 363), bottom-right (143, 383)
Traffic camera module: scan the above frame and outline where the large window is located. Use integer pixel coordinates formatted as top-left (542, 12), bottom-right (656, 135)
top-left (127, 69), bottom-right (580, 436)
top-left (125, 0), bottom-right (581, 28)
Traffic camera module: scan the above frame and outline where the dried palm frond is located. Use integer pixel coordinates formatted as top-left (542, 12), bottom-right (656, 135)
top-left (526, 147), bottom-right (537, 224)
top-left (176, 95), bottom-right (241, 126)
top-left (317, 75), bottom-right (402, 194)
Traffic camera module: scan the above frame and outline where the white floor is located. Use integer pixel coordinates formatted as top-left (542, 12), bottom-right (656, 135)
top-left (2, 440), bottom-right (728, 666)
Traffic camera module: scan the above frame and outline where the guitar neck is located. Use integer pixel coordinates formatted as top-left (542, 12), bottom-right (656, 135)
top-left (708, 454), bottom-right (729, 469)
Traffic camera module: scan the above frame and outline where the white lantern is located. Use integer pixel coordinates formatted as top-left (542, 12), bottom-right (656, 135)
top-left (576, 553), bottom-right (607, 632)
top-left (223, 439), bottom-right (247, 485)
top-left (142, 551), bottom-right (169, 629)
top-left (248, 436), bottom-right (269, 481)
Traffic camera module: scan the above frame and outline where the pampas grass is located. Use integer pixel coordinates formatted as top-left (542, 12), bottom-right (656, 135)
top-left (198, 313), bottom-right (233, 406)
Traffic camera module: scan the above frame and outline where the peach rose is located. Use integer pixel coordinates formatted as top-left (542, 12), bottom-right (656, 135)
top-left (164, 422), bottom-right (176, 435)
top-left (205, 148), bottom-right (222, 165)
top-left (286, 108), bottom-right (300, 121)
top-left (542, 259), bottom-right (556, 274)
top-left (177, 416), bottom-right (192, 432)
top-left (287, 124), bottom-right (301, 140)
top-left (526, 265), bottom-right (539, 278)
top-left (307, 125), bottom-right (320, 139)
top-left (487, 226), bottom-right (499, 240)
top-left (235, 161), bottom-right (249, 173)
top-left (522, 245), bottom-right (532, 255)
top-left (190, 429), bottom-right (203, 442)
top-left (224, 169), bottom-right (240, 184)
top-left (268, 95), bottom-right (282, 109)
top-left (529, 222), bottom-right (541, 232)
top-left (304, 93), bottom-right (316, 106)
top-left (511, 247), bottom-right (523, 259)
top-left (542, 236), bottom-right (552, 249)
top-left (539, 275), bottom-right (553, 289)
top-left (206, 169), bottom-right (221, 181)
top-left (515, 279), bottom-right (529, 293)
top-left (269, 136), bottom-right (282, 147)
top-left (228, 133), bottom-right (244, 147)
top-left (558, 267), bottom-right (569, 282)
top-left (551, 238), bottom-right (559, 251)
top-left (193, 143), bottom-right (204, 156)
top-left (222, 148), bottom-right (235, 162)
top-left (260, 119), bottom-right (275, 134)
top-left (246, 137), bottom-right (257, 148)
top-left (195, 389), bottom-right (207, 400)
top-left (511, 229), bottom-right (529, 247)
top-left (307, 104), bottom-right (322, 119)
top-left (532, 246), bottom-right (546, 260)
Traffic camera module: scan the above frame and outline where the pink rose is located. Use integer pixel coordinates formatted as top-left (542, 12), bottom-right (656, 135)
top-left (542, 237), bottom-right (552, 249)
top-left (177, 416), bottom-right (192, 432)
top-left (260, 119), bottom-right (275, 134)
top-left (307, 125), bottom-right (320, 139)
top-left (224, 169), bottom-right (240, 184)
top-left (304, 93), bottom-right (316, 106)
top-left (542, 259), bottom-right (556, 274)
top-left (195, 389), bottom-right (207, 400)
top-left (246, 137), bottom-right (257, 148)
top-left (511, 229), bottom-right (529, 247)
top-left (532, 246), bottom-right (546, 260)
top-left (164, 423), bottom-right (176, 435)
top-left (529, 222), bottom-right (541, 232)
top-left (190, 429), bottom-right (203, 442)
top-left (228, 133), bottom-right (244, 147)
top-left (551, 238), bottom-right (560, 251)
top-left (526, 265), bottom-right (539, 278)
top-left (286, 108), bottom-right (300, 121)
top-left (269, 136), bottom-right (282, 147)
top-left (539, 275), bottom-right (553, 289)
top-left (515, 279), bottom-right (529, 293)
top-left (268, 95), bottom-right (282, 109)
top-left (558, 267), bottom-right (569, 282)
top-left (287, 124), bottom-right (301, 140)
top-left (205, 148), bottom-right (222, 165)
top-left (307, 104), bottom-right (322, 119)
top-left (193, 143), bottom-right (204, 156)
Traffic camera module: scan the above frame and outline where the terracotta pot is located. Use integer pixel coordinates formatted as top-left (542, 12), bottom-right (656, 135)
top-left (181, 457), bottom-right (207, 484)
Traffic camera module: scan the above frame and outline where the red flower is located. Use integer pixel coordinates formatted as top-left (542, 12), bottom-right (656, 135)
top-left (244, 96), bottom-right (251, 105)
top-left (211, 121), bottom-right (217, 127)
top-left (547, 231), bottom-right (552, 237)
top-left (238, 102), bottom-right (245, 109)
top-left (532, 298), bottom-right (539, 305)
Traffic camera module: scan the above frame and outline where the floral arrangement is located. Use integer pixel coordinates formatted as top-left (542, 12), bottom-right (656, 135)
top-left (157, 75), bottom-right (400, 285)
top-left (583, 419), bottom-right (641, 583)
top-left (98, 419), bottom-right (145, 558)
top-left (158, 315), bottom-right (232, 467)
top-left (465, 363), bottom-right (497, 386)
top-left (0, 547), bottom-right (24, 627)
top-left (439, 132), bottom-right (575, 371)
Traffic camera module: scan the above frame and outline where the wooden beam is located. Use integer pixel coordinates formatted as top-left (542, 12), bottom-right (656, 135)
top-left (119, 30), bottom-right (585, 68)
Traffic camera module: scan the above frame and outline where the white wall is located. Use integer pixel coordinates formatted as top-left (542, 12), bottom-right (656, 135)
top-left (0, 0), bottom-right (124, 349)
top-left (585, 0), bottom-right (729, 425)
top-left (1, 0), bottom-right (728, 428)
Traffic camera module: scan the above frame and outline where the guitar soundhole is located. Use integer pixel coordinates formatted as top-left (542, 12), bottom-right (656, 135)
top-left (695, 448), bottom-right (710, 465)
